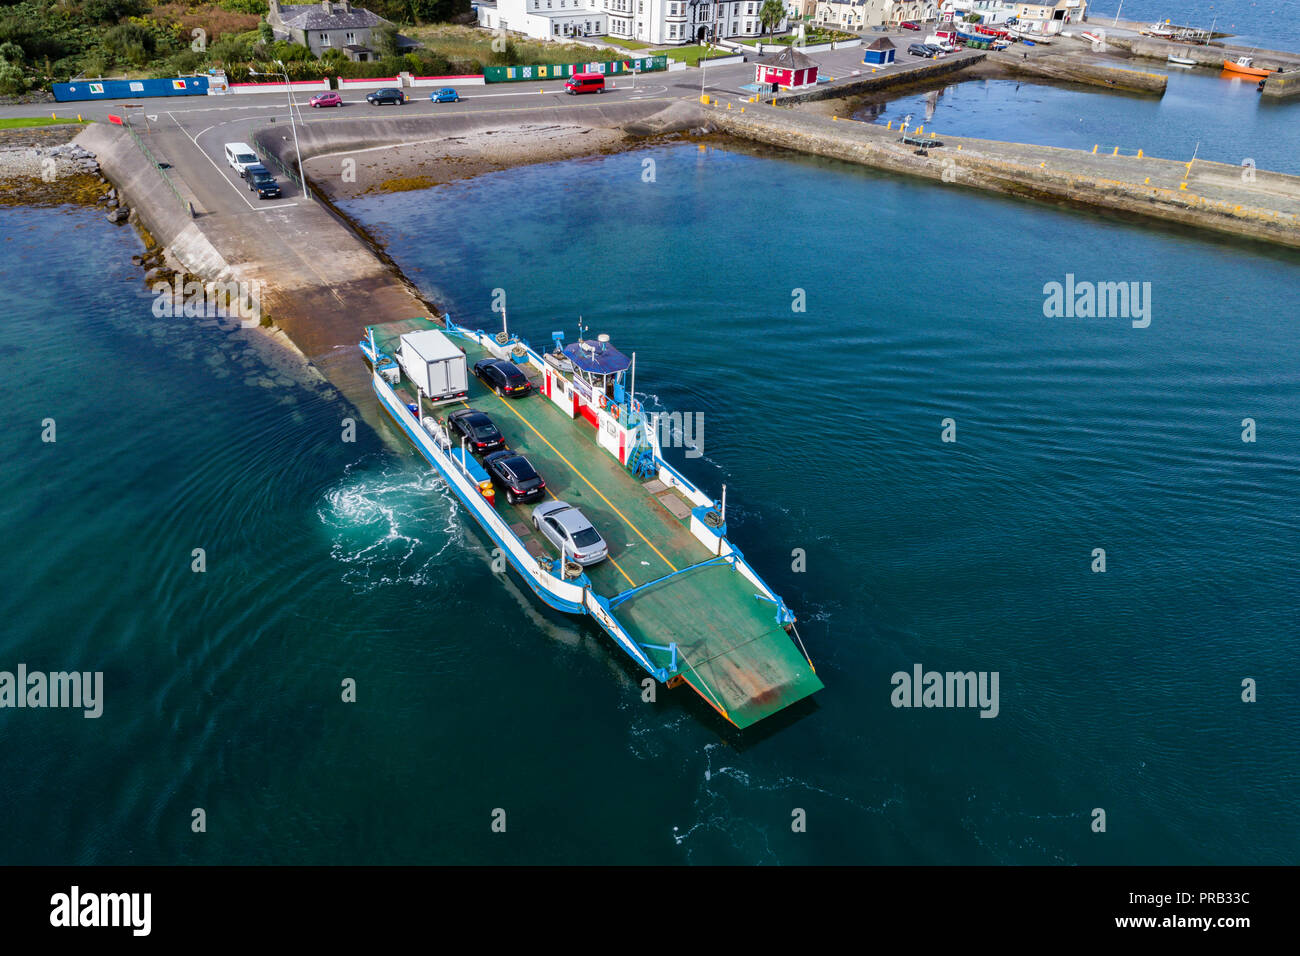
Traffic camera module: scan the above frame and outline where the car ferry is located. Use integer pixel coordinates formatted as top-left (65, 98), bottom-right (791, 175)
top-left (360, 316), bottom-right (823, 730)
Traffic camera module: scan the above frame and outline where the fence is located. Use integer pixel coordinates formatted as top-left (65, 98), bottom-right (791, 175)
top-left (253, 136), bottom-right (309, 199)
top-left (484, 56), bottom-right (667, 83)
top-left (120, 119), bottom-right (193, 218)
top-left (54, 76), bottom-right (209, 102)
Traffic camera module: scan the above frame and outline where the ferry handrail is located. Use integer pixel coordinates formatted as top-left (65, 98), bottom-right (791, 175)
top-left (607, 554), bottom-right (733, 609)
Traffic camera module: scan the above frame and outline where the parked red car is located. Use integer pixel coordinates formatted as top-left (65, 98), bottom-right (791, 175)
top-left (901, 21), bottom-right (921, 30)
top-left (309, 91), bottom-right (342, 108)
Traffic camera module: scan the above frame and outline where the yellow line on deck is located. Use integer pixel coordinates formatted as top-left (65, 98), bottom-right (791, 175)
top-left (461, 400), bottom-right (638, 587)
top-left (483, 389), bottom-right (680, 576)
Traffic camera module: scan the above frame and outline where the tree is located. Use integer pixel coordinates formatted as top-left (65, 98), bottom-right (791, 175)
top-left (80, 0), bottom-right (150, 24)
top-left (372, 23), bottom-right (398, 58)
top-left (759, 0), bottom-right (785, 44)
top-left (258, 20), bottom-right (274, 44)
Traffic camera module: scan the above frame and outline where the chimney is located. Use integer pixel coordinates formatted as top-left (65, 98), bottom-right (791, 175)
top-left (321, 0), bottom-right (332, 13)
top-left (341, 0), bottom-right (351, 10)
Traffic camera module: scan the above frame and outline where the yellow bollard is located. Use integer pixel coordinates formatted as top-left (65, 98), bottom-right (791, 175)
top-left (1144, 177), bottom-right (1150, 184)
top-left (52, 112), bottom-right (56, 120)
top-left (957, 145), bottom-right (961, 150)
top-left (886, 121), bottom-right (892, 130)
top-left (700, 94), bottom-right (709, 105)
top-left (1092, 144), bottom-right (1098, 154)
top-left (1137, 149), bottom-right (1143, 158)
top-left (1179, 182), bottom-right (1187, 190)
top-left (726, 102), bottom-right (731, 109)
top-left (930, 131), bottom-right (935, 138)
top-left (1112, 146), bottom-right (1119, 156)
top-left (833, 115), bottom-right (838, 121)
top-left (1040, 162), bottom-right (1047, 168)
top-left (740, 106), bottom-right (744, 113)
top-left (916, 125), bottom-right (923, 134)
top-left (78, 114), bottom-right (83, 122)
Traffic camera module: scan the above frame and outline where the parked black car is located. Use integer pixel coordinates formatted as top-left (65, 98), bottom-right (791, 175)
top-left (244, 164), bottom-right (281, 199)
top-left (474, 358), bottom-right (533, 397)
top-left (447, 408), bottom-right (505, 453)
top-left (908, 43), bottom-right (938, 58)
top-left (483, 450), bottom-right (547, 504)
top-left (366, 88), bottom-right (406, 106)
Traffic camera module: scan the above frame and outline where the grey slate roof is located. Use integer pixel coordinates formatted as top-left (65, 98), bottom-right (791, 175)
top-left (279, 3), bottom-right (388, 30)
top-left (754, 45), bottom-right (818, 69)
top-left (867, 37), bottom-right (896, 50)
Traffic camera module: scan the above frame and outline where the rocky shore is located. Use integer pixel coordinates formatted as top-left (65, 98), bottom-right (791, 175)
top-left (0, 124), bottom-right (117, 210)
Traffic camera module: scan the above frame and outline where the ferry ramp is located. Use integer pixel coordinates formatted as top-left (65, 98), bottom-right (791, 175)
top-left (611, 559), bottom-right (823, 729)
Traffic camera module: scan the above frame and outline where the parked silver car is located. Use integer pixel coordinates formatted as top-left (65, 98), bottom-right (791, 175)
top-left (532, 500), bottom-right (609, 566)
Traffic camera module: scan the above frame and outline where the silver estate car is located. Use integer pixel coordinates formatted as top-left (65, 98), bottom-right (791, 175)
top-left (532, 500), bottom-right (609, 566)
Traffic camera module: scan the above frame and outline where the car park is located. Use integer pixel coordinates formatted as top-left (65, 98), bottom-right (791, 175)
top-left (473, 359), bottom-right (533, 397)
top-left (484, 451), bottom-right (547, 504)
top-left (447, 409), bottom-right (506, 454)
top-left (532, 500), bottom-right (609, 565)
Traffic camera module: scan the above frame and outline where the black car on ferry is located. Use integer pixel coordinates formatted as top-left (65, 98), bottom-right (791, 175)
top-left (447, 408), bottom-right (505, 453)
top-left (474, 358), bottom-right (533, 397)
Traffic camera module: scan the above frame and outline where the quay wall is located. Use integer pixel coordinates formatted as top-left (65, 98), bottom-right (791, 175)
top-left (997, 53), bottom-right (1168, 94)
top-left (774, 54), bottom-right (986, 104)
top-left (710, 103), bottom-right (1300, 249)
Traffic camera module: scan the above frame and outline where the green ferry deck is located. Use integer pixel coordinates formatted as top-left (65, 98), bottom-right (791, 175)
top-left (369, 318), bottom-right (823, 729)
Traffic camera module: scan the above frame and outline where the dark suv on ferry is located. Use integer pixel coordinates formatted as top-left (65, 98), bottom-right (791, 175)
top-left (474, 358), bottom-right (533, 397)
top-left (447, 409), bottom-right (505, 453)
top-left (483, 451), bottom-right (547, 504)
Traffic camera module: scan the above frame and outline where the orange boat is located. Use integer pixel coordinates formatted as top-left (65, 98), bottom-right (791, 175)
top-left (1222, 56), bottom-right (1272, 78)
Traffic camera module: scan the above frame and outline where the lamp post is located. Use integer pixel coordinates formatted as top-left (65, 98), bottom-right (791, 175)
top-left (249, 60), bottom-right (308, 200)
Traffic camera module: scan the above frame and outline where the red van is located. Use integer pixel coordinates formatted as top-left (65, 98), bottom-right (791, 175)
top-left (565, 72), bottom-right (605, 94)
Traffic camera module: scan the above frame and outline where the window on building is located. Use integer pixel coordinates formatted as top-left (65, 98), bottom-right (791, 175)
top-left (345, 31), bottom-right (355, 43)
top-left (319, 32), bottom-right (329, 46)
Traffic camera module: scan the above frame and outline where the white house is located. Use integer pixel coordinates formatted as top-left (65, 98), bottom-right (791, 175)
top-left (478, 0), bottom-right (788, 44)
top-left (1012, 0), bottom-right (1087, 35)
top-left (940, 0), bottom-right (1016, 25)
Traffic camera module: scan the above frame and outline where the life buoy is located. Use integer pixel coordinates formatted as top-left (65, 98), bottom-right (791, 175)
top-left (611, 404), bottom-right (620, 421)
top-left (597, 393), bottom-right (607, 411)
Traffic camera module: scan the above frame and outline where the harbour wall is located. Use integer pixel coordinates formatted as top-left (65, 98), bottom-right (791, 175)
top-left (709, 103), bottom-right (1300, 249)
top-left (774, 54), bottom-right (986, 104)
top-left (997, 53), bottom-right (1168, 95)
top-left (1104, 35), bottom-right (1300, 74)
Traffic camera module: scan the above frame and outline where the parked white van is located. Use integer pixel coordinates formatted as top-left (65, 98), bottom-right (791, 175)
top-left (224, 142), bottom-right (259, 176)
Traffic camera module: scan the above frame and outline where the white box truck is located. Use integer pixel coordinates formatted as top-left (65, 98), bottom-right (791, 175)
top-left (398, 329), bottom-right (468, 401)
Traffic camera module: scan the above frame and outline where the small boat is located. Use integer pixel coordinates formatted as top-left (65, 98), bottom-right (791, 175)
top-left (1167, 53), bottom-right (1197, 67)
top-left (1222, 56), bottom-right (1272, 78)
top-left (1081, 31), bottom-right (1104, 46)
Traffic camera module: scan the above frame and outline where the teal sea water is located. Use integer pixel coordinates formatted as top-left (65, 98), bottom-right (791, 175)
top-left (2, 135), bottom-right (1298, 863)
top-left (1088, 1), bottom-right (1300, 50)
